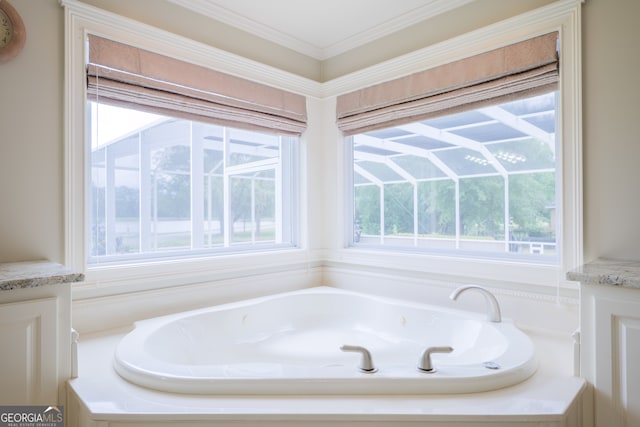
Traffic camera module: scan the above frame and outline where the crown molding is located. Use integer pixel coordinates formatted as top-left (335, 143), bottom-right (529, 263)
top-left (167, 0), bottom-right (474, 60)
top-left (321, 0), bottom-right (474, 60)
top-left (167, 0), bottom-right (324, 59)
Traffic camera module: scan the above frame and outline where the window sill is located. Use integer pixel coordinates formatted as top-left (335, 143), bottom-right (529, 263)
top-left (74, 247), bottom-right (318, 301)
top-left (327, 247), bottom-right (576, 295)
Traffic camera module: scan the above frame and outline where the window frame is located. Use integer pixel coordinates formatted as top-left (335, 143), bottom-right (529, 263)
top-left (330, 1), bottom-right (582, 290)
top-left (345, 90), bottom-right (561, 264)
top-left (86, 104), bottom-right (300, 266)
top-left (63, 1), bottom-right (315, 296)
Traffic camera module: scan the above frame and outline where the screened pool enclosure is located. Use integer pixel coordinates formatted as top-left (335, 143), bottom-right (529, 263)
top-left (350, 91), bottom-right (558, 261)
top-left (88, 103), bottom-right (297, 264)
top-left (89, 90), bottom-right (558, 264)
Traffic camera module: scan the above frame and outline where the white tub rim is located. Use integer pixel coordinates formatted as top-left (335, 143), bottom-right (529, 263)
top-left (113, 286), bottom-right (537, 395)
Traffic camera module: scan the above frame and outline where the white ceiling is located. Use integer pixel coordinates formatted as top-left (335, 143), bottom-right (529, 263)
top-left (168, 0), bottom-right (474, 60)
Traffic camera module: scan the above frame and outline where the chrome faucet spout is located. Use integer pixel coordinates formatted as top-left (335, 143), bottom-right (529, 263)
top-left (450, 285), bottom-right (502, 323)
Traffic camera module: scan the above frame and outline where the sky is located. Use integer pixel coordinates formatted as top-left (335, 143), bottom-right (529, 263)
top-left (90, 102), bottom-right (165, 149)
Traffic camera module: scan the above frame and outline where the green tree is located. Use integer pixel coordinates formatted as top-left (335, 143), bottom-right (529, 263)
top-left (509, 172), bottom-right (555, 237)
top-left (230, 172), bottom-right (275, 238)
top-left (115, 186), bottom-right (139, 218)
top-left (384, 182), bottom-right (414, 235)
top-left (355, 185), bottom-right (380, 235)
top-left (153, 145), bottom-right (191, 219)
top-left (418, 180), bottom-right (455, 236)
top-left (459, 176), bottom-right (504, 238)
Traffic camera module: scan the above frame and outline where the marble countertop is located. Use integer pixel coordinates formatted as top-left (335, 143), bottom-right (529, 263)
top-left (566, 258), bottom-right (640, 289)
top-left (0, 261), bottom-right (84, 291)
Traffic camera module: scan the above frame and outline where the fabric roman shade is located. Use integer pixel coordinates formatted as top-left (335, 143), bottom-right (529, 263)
top-left (87, 34), bottom-right (307, 135)
top-left (336, 32), bottom-right (558, 135)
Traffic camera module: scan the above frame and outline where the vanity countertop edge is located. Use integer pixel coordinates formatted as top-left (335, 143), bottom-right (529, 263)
top-left (566, 258), bottom-right (640, 289)
top-left (0, 260), bottom-right (84, 291)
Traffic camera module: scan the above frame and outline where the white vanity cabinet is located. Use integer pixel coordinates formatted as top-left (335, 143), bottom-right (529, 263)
top-left (0, 262), bottom-right (82, 405)
top-left (568, 259), bottom-right (640, 427)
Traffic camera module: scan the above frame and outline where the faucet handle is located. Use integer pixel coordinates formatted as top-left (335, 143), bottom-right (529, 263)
top-left (417, 346), bottom-right (454, 373)
top-left (340, 344), bottom-right (377, 373)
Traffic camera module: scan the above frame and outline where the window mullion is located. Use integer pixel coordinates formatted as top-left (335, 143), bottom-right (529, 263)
top-left (139, 132), bottom-right (151, 253)
top-left (191, 122), bottom-right (204, 249)
top-left (105, 147), bottom-right (116, 254)
top-left (275, 136), bottom-right (283, 243)
top-left (380, 185), bottom-right (385, 245)
top-left (207, 172), bottom-right (213, 247)
top-left (222, 127), bottom-right (231, 247)
top-left (413, 183), bottom-right (418, 247)
top-left (455, 179), bottom-right (460, 250)
top-left (250, 177), bottom-right (256, 243)
top-left (504, 176), bottom-right (509, 253)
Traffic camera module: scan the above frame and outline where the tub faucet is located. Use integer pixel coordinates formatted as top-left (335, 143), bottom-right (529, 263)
top-left (450, 285), bottom-right (502, 323)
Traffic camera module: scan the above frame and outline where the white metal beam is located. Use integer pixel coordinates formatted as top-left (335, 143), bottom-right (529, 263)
top-left (354, 150), bottom-right (416, 184)
top-left (479, 106), bottom-right (555, 151)
top-left (397, 122), bottom-right (508, 176)
top-left (354, 134), bottom-right (459, 181)
top-left (226, 157), bottom-right (278, 175)
top-left (384, 158), bottom-right (417, 184)
top-left (203, 138), bottom-right (278, 158)
top-left (354, 164), bottom-right (383, 186)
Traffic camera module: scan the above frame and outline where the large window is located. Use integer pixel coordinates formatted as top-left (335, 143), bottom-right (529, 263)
top-left (88, 102), bottom-right (298, 265)
top-left (83, 33), bottom-right (305, 266)
top-left (337, 31), bottom-right (571, 270)
top-left (64, 1), bottom-right (581, 291)
top-left (350, 91), bottom-right (558, 262)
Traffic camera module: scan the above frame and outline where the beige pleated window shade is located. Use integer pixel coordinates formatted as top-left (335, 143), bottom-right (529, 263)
top-left (87, 34), bottom-right (307, 136)
top-left (336, 32), bottom-right (559, 136)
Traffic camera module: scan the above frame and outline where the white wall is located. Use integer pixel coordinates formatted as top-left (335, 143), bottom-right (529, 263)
top-left (0, 0), bottom-right (65, 263)
top-left (582, 0), bottom-right (640, 261)
top-left (1, 0), bottom-right (639, 265)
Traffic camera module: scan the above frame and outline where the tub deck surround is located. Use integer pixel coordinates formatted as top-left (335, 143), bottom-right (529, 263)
top-left (67, 326), bottom-right (586, 426)
top-left (566, 258), bottom-right (640, 288)
top-left (0, 260), bottom-right (84, 291)
top-left (67, 287), bottom-right (586, 426)
top-left (112, 287), bottom-right (537, 395)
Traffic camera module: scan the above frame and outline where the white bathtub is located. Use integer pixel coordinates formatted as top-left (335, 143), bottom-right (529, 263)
top-left (113, 286), bottom-right (537, 395)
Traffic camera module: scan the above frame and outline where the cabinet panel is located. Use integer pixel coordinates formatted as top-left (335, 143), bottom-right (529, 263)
top-left (0, 298), bottom-right (58, 404)
top-left (588, 289), bottom-right (640, 427)
top-left (616, 316), bottom-right (640, 427)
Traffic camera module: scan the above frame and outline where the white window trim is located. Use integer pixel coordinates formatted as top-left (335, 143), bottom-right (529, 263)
top-left (323, 0), bottom-right (583, 291)
top-left (63, 0), bottom-right (582, 298)
top-left (62, 0), bottom-right (318, 298)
